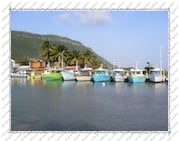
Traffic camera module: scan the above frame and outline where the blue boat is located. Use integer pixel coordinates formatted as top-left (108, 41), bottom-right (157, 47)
top-left (60, 70), bottom-right (75, 81)
top-left (128, 68), bottom-right (146, 83)
top-left (92, 67), bottom-right (111, 82)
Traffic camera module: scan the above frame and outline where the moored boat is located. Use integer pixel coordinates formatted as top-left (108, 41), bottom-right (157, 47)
top-left (75, 68), bottom-right (92, 81)
top-left (42, 69), bottom-right (63, 81)
top-left (11, 71), bottom-right (28, 78)
top-left (92, 66), bottom-right (110, 82)
top-left (149, 68), bottom-right (165, 82)
top-left (29, 71), bottom-right (42, 79)
top-left (128, 68), bottom-right (146, 83)
top-left (111, 68), bottom-right (125, 82)
top-left (60, 70), bottom-right (76, 81)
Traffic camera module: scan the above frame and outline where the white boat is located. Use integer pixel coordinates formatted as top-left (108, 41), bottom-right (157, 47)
top-left (128, 68), bottom-right (146, 83)
top-left (11, 71), bottom-right (28, 78)
top-left (149, 46), bottom-right (165, 83)
top-left (149, 68), bottom-right (165, 82)
top-left (111, 68), bottom-right (125, 82)
top-left (75, 68), bottom-right (92, 81)
top-left (61, 70), bottom-right (76, 81)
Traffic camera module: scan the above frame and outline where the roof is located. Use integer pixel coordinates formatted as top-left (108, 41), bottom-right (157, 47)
top-left (113, 68), bottom-right (124, 72)
top-left (150, 68), bottom-right (161, 71)
top-left (130, 68), bottom-right (144, 72)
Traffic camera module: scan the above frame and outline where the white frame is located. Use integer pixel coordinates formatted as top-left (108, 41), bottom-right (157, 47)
top-left (0, 0), bottom-right (178, 141)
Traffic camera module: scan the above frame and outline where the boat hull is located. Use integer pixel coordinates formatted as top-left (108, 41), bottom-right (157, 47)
top-left (149, 75), bottom-right (164, 82)
top-left (61, 71), bottom-right (75, 81)
top-left (11, 73), bottom-right (28, 78)
top-left (112, 75), bottom-right (125, 82)
top-left (128, 76), bottom-right (146, 83)
top-left (42, 73), bottom-right (63, 81)
top-left (75, 76), bottom-right (91, 81)
top-left (92, 75), bottom-right (111, 82)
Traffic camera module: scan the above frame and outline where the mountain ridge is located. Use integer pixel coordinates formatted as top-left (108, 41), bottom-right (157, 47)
top-left (11, 30), bottom-right (112, 68)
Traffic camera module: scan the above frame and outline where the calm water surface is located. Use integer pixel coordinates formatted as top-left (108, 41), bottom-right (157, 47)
top-left (11, 78), bottom-right (168, 131)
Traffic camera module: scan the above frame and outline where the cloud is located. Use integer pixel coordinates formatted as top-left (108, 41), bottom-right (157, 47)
top-left (79, 11), bottom-right (111, 25)
top-left (59, 13), bottom-right (71, 22)
top-left (58, 11), bottom-right (111, 25)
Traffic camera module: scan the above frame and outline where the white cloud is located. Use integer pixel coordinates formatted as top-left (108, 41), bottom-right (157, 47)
top-left (59, 13), bottom-right (71, 22)
top-left (79, 11), bottom-right (111, 25)
top-left (58, 11), bottom-right (111, 25)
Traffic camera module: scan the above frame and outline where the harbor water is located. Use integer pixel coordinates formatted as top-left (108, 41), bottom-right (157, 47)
top-left (11, 78), bottom-right (168, 131)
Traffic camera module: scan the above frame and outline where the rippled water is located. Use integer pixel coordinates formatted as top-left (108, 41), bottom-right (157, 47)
top-left (11, 78), bottom-right (168, 131)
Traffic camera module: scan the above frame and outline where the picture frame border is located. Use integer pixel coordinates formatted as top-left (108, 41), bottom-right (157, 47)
top-left (1, 0), bottom-right (178, 141)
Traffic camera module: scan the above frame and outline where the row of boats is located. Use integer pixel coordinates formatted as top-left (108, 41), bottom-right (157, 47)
top-left (12, 66), bottom-right (167, 83)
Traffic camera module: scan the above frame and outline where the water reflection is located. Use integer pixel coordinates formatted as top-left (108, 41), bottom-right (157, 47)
top-left (128, 83), bottom-right (145, 88)
top-left (11, 78), bottom-right (27, 86)
top-left (152, 83), bottom-right (167, 89)
top-left (61, 81), bottom-right (76, 88)
top-left (42, 80), bottom-right (63, 87)
top-left (29, 79), bottom-right (43, 86)
top-left (92, 82), bottom-right (111, 88)
top-left (75, 81), bottom-right (92, 88)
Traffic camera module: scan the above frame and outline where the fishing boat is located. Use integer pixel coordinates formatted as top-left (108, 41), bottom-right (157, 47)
top-left (92, 66), bottom-right (111, 82)
top-left (60, 70), bottom-right (76, 81)
top-left (75, 68), bottom-right (92, 81)
top-left (42, 69), bottom-right (63, 81)
top-left (149, 46), bottom-right (165, 83)
top-left (149, 68), bottom-right (164, 82)
top-left (29, 71), bottom-right (42, 79)
top-left (11, 71), bottom-right (28, 78)
top-left (128, 68), bottom-right (146, 83)
top-left (111, 68), bottom-right (125, 82)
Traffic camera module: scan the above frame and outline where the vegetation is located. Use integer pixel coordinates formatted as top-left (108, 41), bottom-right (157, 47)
top-left (11, 31), bottom-right (112, 68)
top-left (39, 40), bottom-right (103, 68)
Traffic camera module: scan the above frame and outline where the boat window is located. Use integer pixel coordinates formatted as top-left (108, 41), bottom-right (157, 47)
top-left (80, 71), bottom-right (89, 76)
top-left (151, 71), bottom-right (161, 76)
top-left (115, 71), bottom-right (124, 75)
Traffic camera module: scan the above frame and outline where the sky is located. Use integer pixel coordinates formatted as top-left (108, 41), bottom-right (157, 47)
top-left (11, 10), bottom-right (168, 69)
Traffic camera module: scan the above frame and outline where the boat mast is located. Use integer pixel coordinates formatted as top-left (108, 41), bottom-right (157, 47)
top-left (160, 46), bottom-right (163, 71)
top-left (135, 59), bottom-right (138, 69)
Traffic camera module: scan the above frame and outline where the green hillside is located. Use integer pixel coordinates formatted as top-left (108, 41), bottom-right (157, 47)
top-left (11, 31), bottom-right (112, 68)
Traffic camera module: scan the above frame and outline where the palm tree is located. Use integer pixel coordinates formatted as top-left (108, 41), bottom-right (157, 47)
top-left (40, 40), bottom-right (53, 67)
top-left (66, 50), bottom-right (84, 70)
top-left (51, 45), bottom-right (66, 62)
top-left (81, 49), bottom-right (97, 68)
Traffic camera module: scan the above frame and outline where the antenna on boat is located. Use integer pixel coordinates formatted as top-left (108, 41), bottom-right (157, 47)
top-left (160, 46), bottom-right (163, 71)
top-left (135, 59), bottom-right (138, 69)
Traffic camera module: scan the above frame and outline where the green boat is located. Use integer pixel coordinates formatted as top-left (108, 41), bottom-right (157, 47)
top-left (42, 69), bottom-right (63, 81)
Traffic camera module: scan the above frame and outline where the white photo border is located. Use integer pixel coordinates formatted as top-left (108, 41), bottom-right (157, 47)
top-left (0, 0), bottom-right (178, 141)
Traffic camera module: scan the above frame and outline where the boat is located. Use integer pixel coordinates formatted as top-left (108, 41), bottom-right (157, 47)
top-left (149, 46), bottom-right (165, 83)
top-left (75, 68), bottom-right (92, 81)
top-left (149, 68), bottom-right (165, 82)
top-left (29, 71), bottom-right (42, 79)
top-left (42, 69), bottom-right (63, 81)
top-left (60, 70), bottom-right (76, 81)
top-left (11, 71), bottom-right (28, 78)
top-left (92, 66), bottom-right (111, 82)
top-left (128, 68), bottom-right (146, 83)
top-left (111, 68), bottom-right (125, 82)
